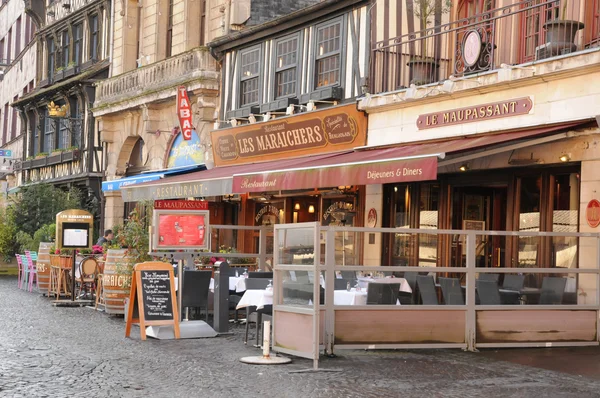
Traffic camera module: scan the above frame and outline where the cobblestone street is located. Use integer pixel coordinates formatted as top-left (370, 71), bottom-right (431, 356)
top-left (1, 276), bottom-right (600, 397)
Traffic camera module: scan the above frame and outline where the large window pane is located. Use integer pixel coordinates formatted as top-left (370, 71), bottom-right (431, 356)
top-left (418, 184), bottom-right (439, 266)
top-left (392, 185), bottom-right (411, 266)
top-left (275, 37), bottom-right (298, 98)
top-left (315, 21), bottom-right (341, 88)
top-left (240, 48), bottom-right (260, 106)
top-left (552, 173), bottom-right (579, 268)
top-left (518, 176), bottom-right (541, 266)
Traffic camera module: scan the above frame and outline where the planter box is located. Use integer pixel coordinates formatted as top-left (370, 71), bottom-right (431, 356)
top-left (259, 97), bottom-right (299, 113)
top-left (54, 70), bottom-right (65, 81)
top-left (63, 67), bottom-right (76, 79)
top-left (299, 86), bottom-right (343, 104)
top-left (47, 154), bottom-right (62, 165)
top-left (62, 149), bottom-right (80, 162)
top-left (32, 157), bottom-right (47, 168)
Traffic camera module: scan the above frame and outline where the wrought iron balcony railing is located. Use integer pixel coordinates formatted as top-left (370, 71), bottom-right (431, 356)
top-left (370, 0), bottom-right (595, 95)
top-left (95, 47), bottom-right (216, 107)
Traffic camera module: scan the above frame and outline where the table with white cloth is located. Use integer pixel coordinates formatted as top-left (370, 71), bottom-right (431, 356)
top-left (333, 289), bottom-right (368, 305)
top-left (236, 289), bottom-right (273, 310)
top-left (356, 277), bottom-right (412, 293)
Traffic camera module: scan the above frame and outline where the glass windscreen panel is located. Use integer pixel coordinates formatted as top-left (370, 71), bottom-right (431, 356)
top-left (551, 173), bottom-right (579, 268)
top-left (518, 176), bottom-right (541, 267)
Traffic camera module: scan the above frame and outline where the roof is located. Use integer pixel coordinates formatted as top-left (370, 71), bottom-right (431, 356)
top-left (208, 0), bottom-right (366, 56)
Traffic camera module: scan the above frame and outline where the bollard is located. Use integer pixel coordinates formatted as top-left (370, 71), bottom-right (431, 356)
top-left (262, 320), bottom-right (271, 358)
top-left (239, 319), bottom-right (291, 365)
top-left (213, 261), bottom-right (230, 333)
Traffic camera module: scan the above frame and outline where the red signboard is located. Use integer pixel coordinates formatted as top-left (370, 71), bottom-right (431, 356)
top-left (586, 199), bottom-right (600, 228)
top-left (154, 200), bottom-right (208, 210)
top-left (155, 212), bottom-right (209, 249)
top-left (232, 156), bottom-right (438, 193)
top-left (177, 86), bottom-right (194, 141)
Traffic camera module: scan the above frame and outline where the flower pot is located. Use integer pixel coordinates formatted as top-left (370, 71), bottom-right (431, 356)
top-left (543, 19), bottom-right (584, 58)
top-left (407, 59), bottom-right (439, 86)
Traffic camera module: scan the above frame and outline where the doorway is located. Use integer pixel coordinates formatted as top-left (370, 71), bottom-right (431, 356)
top-left (451, 186), bottom-right (507, 267)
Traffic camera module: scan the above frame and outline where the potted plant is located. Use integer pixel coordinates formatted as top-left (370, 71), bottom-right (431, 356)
top-left (407, 0), bottom-right (452, 85)
top-left (35, 152), bottom-right (48, 159)
top-left (543, 1), bottom-right (584, 58)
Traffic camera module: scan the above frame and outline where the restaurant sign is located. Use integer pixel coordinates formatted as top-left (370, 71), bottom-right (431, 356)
top-left (233, 156), bottom-right (438, 193)
top-left (211, 104), bottom-right (367, 167)
top-left (416, 97), bottom-right (533, 130)
top-left (155, 200), bottom-right (208, 210)
top-left (586, 199), bottom-right (600, 228)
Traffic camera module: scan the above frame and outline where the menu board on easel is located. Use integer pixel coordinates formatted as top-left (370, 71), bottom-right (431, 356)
top-left (125, 262), bottom-right (180, 340)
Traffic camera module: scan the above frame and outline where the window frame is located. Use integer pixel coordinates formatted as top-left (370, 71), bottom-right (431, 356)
top-left (73, 23), bottom-right (83, 66)
top-left (43, 109), bottom-right (56, 153)
top-left (273, 33), bottom-right (300, 100)
top-left (313, 17), bottom-right (343, 90)
top-left (89, 14), bottom-right (99, 61)
top-left (238, 45), bottom-right (262, 108)
top-left (15, 17), bottom-right (21, 55)
top-left (519, 0), bottom-right (560, 63)
top-left (47, 38), bottom-right (55, 79)
top-left (166, 0), bottom-right (174, 57)
top-left (62, 29), bottom-right (70, 67)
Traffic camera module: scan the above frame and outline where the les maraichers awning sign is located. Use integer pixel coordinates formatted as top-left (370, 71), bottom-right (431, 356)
top-left (210, 104), bottom-right (367, 167)
top-left (417, 97), bottom-right (533, 130)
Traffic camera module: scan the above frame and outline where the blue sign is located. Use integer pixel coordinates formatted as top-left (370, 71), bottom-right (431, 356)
top-left (166, 129), bottom-right (204, 168)
top-left (101, 173), bottom-right (163, 192)
top-left (0, 150), bottom-right (12, 157)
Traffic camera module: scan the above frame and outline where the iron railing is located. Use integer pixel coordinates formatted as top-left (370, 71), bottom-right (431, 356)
top-left (371, 0), bottom-right (593, 94)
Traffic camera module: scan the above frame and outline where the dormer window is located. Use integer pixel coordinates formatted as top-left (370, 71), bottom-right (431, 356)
top-left (275, 35), bottom-right (299, 98)
top-left (239, 46), bottom-right (261, 106)
top-left (315, 19), bottom-right (341, 88)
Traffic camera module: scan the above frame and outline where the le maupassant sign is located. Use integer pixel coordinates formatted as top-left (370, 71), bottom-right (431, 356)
top-left (416, 97), bottom-right (533, 130)
top-left (210, 104), bottom-right (367, 167)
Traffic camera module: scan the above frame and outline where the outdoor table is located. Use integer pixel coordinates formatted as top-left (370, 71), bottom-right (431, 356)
top-left (499, 287), bottom-right (541, 304)
top-left (357, 277), bottom-right (412, 293)
top-left (333, 289), bottom-right (368, 305)
top-left (236, 289), bottom-right (273, 310)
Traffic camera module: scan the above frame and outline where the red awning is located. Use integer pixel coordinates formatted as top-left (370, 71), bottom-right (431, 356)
top-left (232, 123), bottom-right (583, 193)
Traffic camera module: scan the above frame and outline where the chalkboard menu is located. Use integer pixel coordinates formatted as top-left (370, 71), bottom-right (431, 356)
top-left (125, 262), bottom-right (180, 340)
top-left (140, 270), bottom-right (174, 321)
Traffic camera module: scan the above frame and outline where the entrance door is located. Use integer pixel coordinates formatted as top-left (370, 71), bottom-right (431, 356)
top-left (451, 186), bottom-right (507, 267)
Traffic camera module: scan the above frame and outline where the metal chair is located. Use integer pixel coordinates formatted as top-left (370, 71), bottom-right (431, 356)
top-left (181, 270), bottom-right (212, 321)
top-left (502, 274), bottom-right (525, 291)
top-left (25, 251), bottom-right (39, 292)
top-left (439, 277), bottom-right (465, 305)
top-left (539, 277), bottom-right (567, 305)
top-left (366, 283), bottom-right (400, 305)
top-left (478, 273), bottom-right (500, 283)
top-left (334, 278), bottom-right (351, 290)
top-left (244, 278), bottom-right (272, 345)
top-left (401, 271), bottom-right (419, 304)
top-left (476, 280), bottom-right (502, 305)
top-left (417, 275), bottom-right (438, 305)
top-left (16, 254), bottom-right (24, 289)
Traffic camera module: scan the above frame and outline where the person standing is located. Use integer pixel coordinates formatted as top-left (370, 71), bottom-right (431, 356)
top-left (96, 229), bottom-right (114, 246)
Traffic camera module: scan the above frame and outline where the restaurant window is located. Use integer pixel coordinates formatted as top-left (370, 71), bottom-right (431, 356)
top-left (551, 173), bottom-right (579, 268)
top-left (166, 0), bottom-right (174, 57)
top-left (315, 19), bottom-right (341, 88)
top-left (517, 176), bottom-right (541, 266)
top-left (322, 196), bottom-right (358, 265)
top-left (15, 17), bottom-right (21, 55)
top-left (47, 38), bottom-right (55, 79)
top-left (520, 0), bottom-right (559, 62)
top-left (274, 35), bottom-right (299, 99)
top-left (392, 184), bottom-right (413, 266)
top-left (418, 184), bottom-right (440, 266)
top-left (43, 110), bottom-right (55, 152)
top-left (62, 30), bottom-right (70, 67)
top-left (73, 23), bottom-right (82, 66)
top-left (89, 14), bottom-right (99, 60)
top-left (239, 47), bottom-right (260, 106)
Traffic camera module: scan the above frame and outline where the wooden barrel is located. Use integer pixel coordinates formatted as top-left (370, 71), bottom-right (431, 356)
top-left (102, 249), bottom-right (133, 315)
top-left (36, 242), bottom-right (53, 295)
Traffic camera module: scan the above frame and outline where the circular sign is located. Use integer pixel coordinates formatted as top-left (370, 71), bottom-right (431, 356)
top-left (367, 208), bottom-right (377, 228)
top-left (586, 199), bottom-right (600, 228)
top-left (462, 30), bottom-right (482, 68)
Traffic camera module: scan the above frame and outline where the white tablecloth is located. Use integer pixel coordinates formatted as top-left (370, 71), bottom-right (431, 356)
top-left (333, 289), bottom-right (367, 305)
top-left (236, 289), bottom-right (273, 310)
top-left (209, 276), bottom-right (247, 293)
top-left (357, 277), bottom-right (412, 293)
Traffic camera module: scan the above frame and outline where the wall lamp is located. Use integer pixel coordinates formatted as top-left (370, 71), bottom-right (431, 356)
top-left (294, 203), bottom-right (300, 210)
top-left (459, 163), bottom-right (469, 172)
top-left (308, 205), bottom-right (315, 214)
top-left (559, 153), bottom-right (571, 162)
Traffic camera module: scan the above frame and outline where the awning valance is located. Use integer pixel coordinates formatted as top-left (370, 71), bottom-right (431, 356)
top-left (103, 165), bottom-right (202, 192)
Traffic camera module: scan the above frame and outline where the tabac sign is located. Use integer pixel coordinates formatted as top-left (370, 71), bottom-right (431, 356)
top-left (177, 86), bottom-right (194, 140)
top-left (416, 97), bottom-right (533, 130)
top-left (210, 104), bottom-right (367, 167)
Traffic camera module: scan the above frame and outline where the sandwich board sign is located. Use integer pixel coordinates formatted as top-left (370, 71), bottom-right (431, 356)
top-left (125, 262), bottom-right (180, 340)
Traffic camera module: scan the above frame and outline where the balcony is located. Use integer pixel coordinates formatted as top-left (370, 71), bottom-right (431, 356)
top-left (17, 149), bottom-right (81, 171)
top-left (370, 0), bottom-right (597, 95)
top-left (94, 47), bottom-right (218, 111)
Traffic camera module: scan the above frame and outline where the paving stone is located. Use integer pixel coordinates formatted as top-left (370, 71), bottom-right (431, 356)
top-left (1, 276), bottom-right (600, 397)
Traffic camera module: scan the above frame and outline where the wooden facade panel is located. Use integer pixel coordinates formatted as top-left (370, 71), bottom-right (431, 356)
top-left (476, 310), bottom-right (597, 343)
top-left (274, 311), bottom-right (316, 354)
top-left (335, 310), bottom-right (466, 344)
